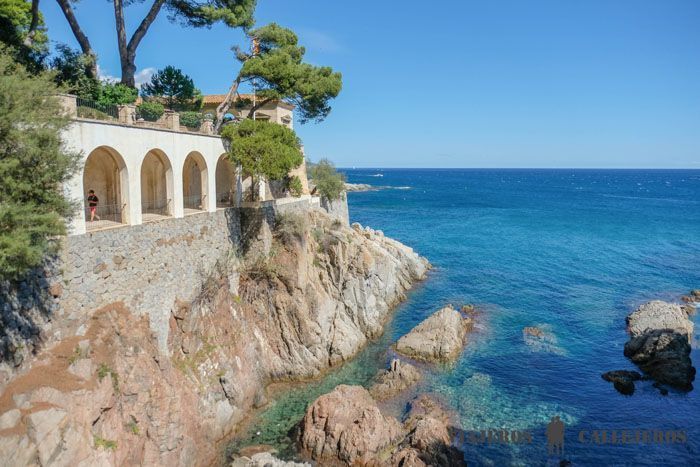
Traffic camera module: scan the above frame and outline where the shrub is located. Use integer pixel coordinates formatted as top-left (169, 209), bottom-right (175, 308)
top-left (287, 175), bottom-right (303, 197)
top-left (310, 159), bottom-right (345, 201)
top-left (137, 101), bottom-right (164, 121)
top-left (97, 82), bottom-right (137, 106)
top-left (179, 111), bottom-right (203, 129)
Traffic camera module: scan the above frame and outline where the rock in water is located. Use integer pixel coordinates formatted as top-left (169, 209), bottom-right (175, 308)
top-left (391, 395), bottom-right (465, 466)
top-left (624, 301), bottom-right (696, 391)
top-left (395, 306), bottom-right (471, 362)
top-left (299, 386), bottom-right (465, 466)
top-left (522, 325), bottom-right (564, 355)
top-left (231, 452), bottom-right (310, 467)
top-left (601, 370), bottom-right (642, 395)
top-left (626, 301), bottom-right (693, 341)
top-left (298, 385), bottom-right (405, 465)
top-left (369, 359), bottom-right (422, 401)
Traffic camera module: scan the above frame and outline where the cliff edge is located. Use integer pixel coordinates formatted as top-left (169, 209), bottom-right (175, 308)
top-left (0, 210), bottom-right (429, 466)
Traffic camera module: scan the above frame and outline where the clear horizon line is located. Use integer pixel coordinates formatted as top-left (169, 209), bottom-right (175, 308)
top-left (336, 166), bottom-right (700, 170)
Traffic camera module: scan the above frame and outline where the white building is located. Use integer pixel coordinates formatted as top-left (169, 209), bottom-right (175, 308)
top-left (59, 94), bottom-right (311, 236)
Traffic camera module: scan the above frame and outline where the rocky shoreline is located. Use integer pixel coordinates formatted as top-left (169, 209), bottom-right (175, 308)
top-left (0, 211), bottom-right (431, 466)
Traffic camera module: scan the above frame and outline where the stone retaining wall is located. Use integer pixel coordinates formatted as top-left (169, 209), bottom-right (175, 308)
top-left (60, 209), bottom-right (241, 353)
top-left (1, 197), bottom-right (329, 383)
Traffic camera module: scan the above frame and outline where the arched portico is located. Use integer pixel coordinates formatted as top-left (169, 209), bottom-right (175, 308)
top-left (215, 154), bottom-right (237, 207)
top-left (140, 149), bottom-right (174, 220)
top-left (183, 152), bottom-right (208, 212)
top-left (83, 146), bottom-right (129, 229)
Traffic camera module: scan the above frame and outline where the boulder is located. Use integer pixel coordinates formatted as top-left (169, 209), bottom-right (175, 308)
top-left (601, 370), bottom-right (642, 395)
top-left (395, 306), bottom-right (471, 362)
top-left (626, 301), bottom-right (693, 341)
top-left (368, 359), bottom-right (422, 401)
top-left (401, 395), bottom-right (465, 466)
top-left (298, 385), bottom-right (404, 465)
top-left (624, 301), bottom-right (695, 391)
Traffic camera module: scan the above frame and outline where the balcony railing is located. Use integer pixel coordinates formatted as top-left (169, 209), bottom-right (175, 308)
top-left (76, 97), bottom-right (119, 121)
top-left (184, 194), bottom-right (205, 210)
top-left (142, 198), bottom-right (171, 216)
top-left (84, 203), bottom-right (124, 223)
top-left (216, 191), bottom-right (236, 208)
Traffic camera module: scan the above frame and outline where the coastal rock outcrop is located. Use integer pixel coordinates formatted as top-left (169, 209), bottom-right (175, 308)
top-left (623, 300), bottom-right (695, 391)
top-left (395, 306), bottom-right (471, 362)
top-left (0, 211), bottom-right (430, 465)
top-left (369, 358), bottom-right (422, 401)
top-left (601, 370), bottom-right (643, 395)
top-left (392, 395), bottom-right (465, 466)
top-left (298, 385), bottom-right (405, 465)
top-left (298, 386), bottom-right (465, 466)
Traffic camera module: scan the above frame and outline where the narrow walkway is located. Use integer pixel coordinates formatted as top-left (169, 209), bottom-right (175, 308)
top-left (85, 219), bottom-right (124, 232)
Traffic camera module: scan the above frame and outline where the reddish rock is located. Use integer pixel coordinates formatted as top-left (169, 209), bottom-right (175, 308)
top-left (369, 359), bottom-right (422, 401)
top-left (299, 385), bottom-right (405, 465)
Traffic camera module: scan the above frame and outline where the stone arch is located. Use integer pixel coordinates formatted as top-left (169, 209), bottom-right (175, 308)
top-left (215, 154), bottom-right (237, 207)
top-left (83, 146), bottom-right (129, 226)
top-left (140, 149), bottom-right (174, 218)
top-left (183, 151), bottom-right (208, 212)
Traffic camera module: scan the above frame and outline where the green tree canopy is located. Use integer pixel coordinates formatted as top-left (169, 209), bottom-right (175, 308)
top-left (221, 119), bottom-right (303, 200)
top-left (0, 0), bottom-right (48, 71)
top-left (56, 0), bottom-right (256, 87)
top-left (0, 47), bottom-right (79, 279)
top-left (141, 65), bottom-right (198, 110)
top-left (50, 44), bottom-right (101, 100)
top-left (309, 158), bottom-right (345, 201)
top-left (215, 23), bottom-right (342, 130)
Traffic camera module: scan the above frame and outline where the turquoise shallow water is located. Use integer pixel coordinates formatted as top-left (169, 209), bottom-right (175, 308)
top-left (233, 169), bottom-right (700, 465)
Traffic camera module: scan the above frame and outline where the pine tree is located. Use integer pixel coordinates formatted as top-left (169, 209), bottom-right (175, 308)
top-left (0, 47), bottom-right (79, 279)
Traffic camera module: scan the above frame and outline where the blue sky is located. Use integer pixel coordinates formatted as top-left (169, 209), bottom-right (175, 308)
top-left (40, 0), bottom-right (700, 168)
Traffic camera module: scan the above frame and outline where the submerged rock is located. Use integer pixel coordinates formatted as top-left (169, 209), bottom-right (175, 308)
top-left (230, 451), bottom-right (310, 467)
top-left (624, 301), bottom-right (695, 391)
top-left (298, 385), bottom-right (405, 465)
top-left (369, 358), bottom-right (422, 401)
top-left (601, 370), bottom-right (642, 395)
top-left (522, 325), bottom-right (564, 355)
top-left (395, 306), bottom-right (472, 362)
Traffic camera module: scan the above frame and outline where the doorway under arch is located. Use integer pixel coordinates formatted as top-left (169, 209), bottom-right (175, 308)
top-left (83, 146), bottom-right (129, 229)
top-left (140, 149), bottom-right (173, 219)
top-left (215, 154), bottom-right (237, 207)
top-left (183, 152), bottom-right (208, 212)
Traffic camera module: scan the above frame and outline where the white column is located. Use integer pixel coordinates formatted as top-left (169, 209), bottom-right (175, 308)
top-left (67, 172), bottom-right (86, 235)
top-left (235, 165), bottom-right (243, 207)
top-left (172, 162), bottom-right (184, 218)
top-left (206, 158), bottom-right (217, 213)
top-left (128, 163), bottom-right (142, 225)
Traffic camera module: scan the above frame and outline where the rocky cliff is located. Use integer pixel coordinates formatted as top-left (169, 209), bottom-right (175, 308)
top-left (0, 210), bottom-right (429, 466)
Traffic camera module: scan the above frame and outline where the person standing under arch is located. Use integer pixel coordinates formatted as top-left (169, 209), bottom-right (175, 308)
top-left (87, 190), bottom-right (100, 222)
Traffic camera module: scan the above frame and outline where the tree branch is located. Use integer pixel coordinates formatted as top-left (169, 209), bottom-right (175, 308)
top-left (55, 0), bottom-right (97, 78)
top-left (23, 0), bottom-right (40, 47)
top-left (214, 77), bottom-right (242, 132)
top-left (246, 97), bottom-right (275, 119)
top-left (127, 0), bottom-right (166, 56)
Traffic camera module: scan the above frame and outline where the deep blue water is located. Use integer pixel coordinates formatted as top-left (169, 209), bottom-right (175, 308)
top-left (235, 169), bottom-right (700, 466)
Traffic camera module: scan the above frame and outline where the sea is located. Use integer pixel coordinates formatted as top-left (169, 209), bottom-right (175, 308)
top-left (232, 169), bottom-right (700, 466)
